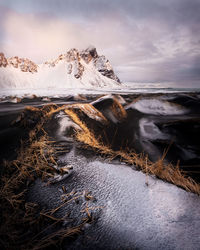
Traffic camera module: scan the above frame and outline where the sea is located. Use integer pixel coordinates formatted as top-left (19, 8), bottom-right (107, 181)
top-left (0, 86), bottom-right (200, 99)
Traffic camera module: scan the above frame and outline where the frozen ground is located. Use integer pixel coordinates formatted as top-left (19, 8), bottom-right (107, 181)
top-left (29, 148), bottom-right (200, 250)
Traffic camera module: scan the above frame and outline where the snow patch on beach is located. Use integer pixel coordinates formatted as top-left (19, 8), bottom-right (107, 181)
top-left (139, 118), bottom-right (168, 140)
top-left (127, 98), bottom-right (188, 115)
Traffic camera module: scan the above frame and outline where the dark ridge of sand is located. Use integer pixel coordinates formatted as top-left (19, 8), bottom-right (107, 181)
top-left (0, 92), bottom-right (200, 180)
top-left (0, 111), bottom-right (28, 166)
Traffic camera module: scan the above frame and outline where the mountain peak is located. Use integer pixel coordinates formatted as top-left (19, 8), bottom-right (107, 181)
top-left (0, 47), bottom-right (121, 91)
top-left (80, 46), bottom-right (98, 63)
top-left (42, 47), bottom-right (120, 83)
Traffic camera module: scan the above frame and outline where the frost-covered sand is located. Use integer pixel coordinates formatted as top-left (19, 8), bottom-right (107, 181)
top-left (29, 152), bottom-right (200, 250)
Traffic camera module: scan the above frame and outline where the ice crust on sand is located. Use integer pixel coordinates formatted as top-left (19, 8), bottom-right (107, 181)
top-left (29, 153), bottom-right (200, 250)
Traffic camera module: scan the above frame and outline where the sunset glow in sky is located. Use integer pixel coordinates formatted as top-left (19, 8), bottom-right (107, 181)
top-left (0, 0), bottom-right (200, 86)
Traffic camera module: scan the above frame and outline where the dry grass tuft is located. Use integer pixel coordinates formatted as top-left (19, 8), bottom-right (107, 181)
top-left (1, 100), bottom-right (199, 248)
top-left (66, 103), bottom-right (108, 124)
top-left (0, 104), bottom-right (98, 249)
top-left (23, 190), bottom-right (96, 250)
top-left (65, 108), bottom-right (200, 195)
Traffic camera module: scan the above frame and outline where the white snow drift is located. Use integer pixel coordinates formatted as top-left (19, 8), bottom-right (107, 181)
top-left (0, 59), bottom-right (119, 89)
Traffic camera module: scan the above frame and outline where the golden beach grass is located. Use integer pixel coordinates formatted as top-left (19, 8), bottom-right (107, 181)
top-left (1, 100), bottom-right (200, 249)
top-left (64, 107), bottom-right (200, 195)
top-left (0, 104), bottom-right (96, 249)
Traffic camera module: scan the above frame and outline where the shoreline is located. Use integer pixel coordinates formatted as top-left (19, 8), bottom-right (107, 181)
top-left (1, 87), bottom-right (200, 100)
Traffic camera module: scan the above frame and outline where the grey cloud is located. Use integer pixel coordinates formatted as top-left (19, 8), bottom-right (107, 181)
top-left (0, 0), bottom-right (200, 86)
top-left (2, 0), bottom-right (200, 25)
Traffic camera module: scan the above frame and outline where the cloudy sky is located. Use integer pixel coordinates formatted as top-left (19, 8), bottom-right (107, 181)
top-left (0, 0), bottom-right (200, 86)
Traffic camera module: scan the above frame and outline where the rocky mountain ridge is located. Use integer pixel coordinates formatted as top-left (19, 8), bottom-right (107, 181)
top-left (0, 53), bottom-right (38, 73)
top-left (0, 47), bottom-right (120, 83)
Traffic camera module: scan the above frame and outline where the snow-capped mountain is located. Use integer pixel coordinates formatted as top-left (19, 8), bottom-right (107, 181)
top-left (0, 47), bottom-right (121, 91)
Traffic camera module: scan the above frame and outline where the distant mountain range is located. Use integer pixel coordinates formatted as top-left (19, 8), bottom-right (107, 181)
top-left (0, 46), bottom-right (121, 90)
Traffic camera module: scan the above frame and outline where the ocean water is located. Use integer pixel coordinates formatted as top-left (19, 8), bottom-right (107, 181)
top-left (0, 86), bottom-right (200, 98)
top-left (125, 87), bottom-right (200, 93)
top-left (124, 82), bottom-right (200, 93)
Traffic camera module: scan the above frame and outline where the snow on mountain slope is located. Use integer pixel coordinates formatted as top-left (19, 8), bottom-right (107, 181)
top-left (0, 47), bottom-right (121, 93)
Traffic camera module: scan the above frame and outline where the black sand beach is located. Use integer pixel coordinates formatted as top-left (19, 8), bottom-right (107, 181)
top-left (0, 92), bottom-right (200, 249)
